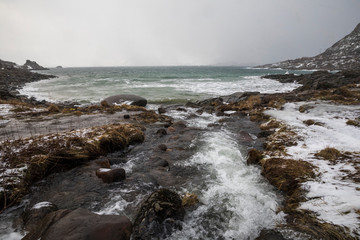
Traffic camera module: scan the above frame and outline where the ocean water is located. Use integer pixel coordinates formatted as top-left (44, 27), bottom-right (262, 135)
top-left (20, 66), bottom-right (305, 105)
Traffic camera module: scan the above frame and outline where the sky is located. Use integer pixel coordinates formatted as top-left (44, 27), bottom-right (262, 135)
top-left (1, 0), bottom-right (359, 67)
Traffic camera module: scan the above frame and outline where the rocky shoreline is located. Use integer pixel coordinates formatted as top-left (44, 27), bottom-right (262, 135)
top-left (1, 66), bottom-right (360, 239)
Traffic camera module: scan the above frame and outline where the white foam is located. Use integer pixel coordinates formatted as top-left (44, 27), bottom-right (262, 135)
top-left (170, 130), bottom-right (284, 239)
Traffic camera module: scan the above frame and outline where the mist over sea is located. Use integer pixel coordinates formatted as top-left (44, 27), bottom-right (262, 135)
top-left (20, 66), bottom-right (307, 105)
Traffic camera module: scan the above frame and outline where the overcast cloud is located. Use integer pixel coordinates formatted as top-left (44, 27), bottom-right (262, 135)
top-left (1, 0), bottom-right (359, 67)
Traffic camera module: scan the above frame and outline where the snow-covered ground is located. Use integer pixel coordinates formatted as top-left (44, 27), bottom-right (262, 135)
top-left (265, 101), bottom-right (360, 235)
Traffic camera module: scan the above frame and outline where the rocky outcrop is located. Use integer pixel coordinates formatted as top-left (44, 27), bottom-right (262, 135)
top-left (132, 188), bottom-right (185, 239)
top-left (23, 208), bottom-right (132, 240)
top-left (258, 23), bottom-right (360, 70)
top-left (0, 59), bottom-right (55, 100)
top-left (263, 69), bottom-right (360, 92)
top-left (22, 60), bottom-right (49, 70)
top-left (103, 94), bottom-right (148, 107)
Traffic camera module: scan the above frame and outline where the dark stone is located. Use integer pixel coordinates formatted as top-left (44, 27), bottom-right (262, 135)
top-left (158, 144), bottom-right (167, 151)
top-left (133, 189), bottom-right (185, 239)
top-left (23, 208), bottom-right (132, 240)
top-left (156, 128), bottom-right (167, 136)
top-left (222, 92), bottom-right (261, 104)
top-left (255, 229), bottom-right (286, 240)
top-left (96, 168), bottom-right (126, 183)
top-left (158, 107), bottom-right (166, 114)
top-left (171, 121), bottom-right (187, 130)
top-left (154, 159), bottom-right (170, 168)
top-left (124, 114), bottom-right (130, 119)
top-left (103, 94), bottom-right (147, 107)
top-left (23, 202), bottom-right (58, 232)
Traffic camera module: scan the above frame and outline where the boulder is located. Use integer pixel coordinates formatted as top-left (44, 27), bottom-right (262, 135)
top-left (103, 94), bottom-right (147, 107)
top-left (23, 208), bottom-right (132, 240)
top-left (133, 188), bottom-right (185, 239)
top-left (96, 168), bottom-right (126, 183)
top-left (23, 202), bottom-right (58, 232)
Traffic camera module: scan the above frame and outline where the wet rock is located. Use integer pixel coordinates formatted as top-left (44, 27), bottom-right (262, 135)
top-left (133, 188), bottom-right (185, 239)
top-left (157, 144), bottom-right (167, 151)
top-left (96, 168), bottom-right (126, 183)
top-left (23, 202), bottom-right (58, 232)
top-left (222, 91), bottom-right (261, 104)
top-left (153, 159), bottom-right (170, 168)
top-left (23, 208), bottom-right (132, 240)
top-left (158, 107), bottom-right (166, 114)
top-left (103, 94), bottom-right (147, 107)
top-left (247, 149), bottom-right (263, 165)
top-left (156, 128), bottom-right (167, 136)
top-left (171, 121), bottom-right (187, 130)
top-left (255, 229), bottom-right (286, 240)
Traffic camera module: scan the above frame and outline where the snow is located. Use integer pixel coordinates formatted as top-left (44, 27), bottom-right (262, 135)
top-left (32, 201), bottom-right (53, 209)
top-left (265, 101), bottom-right (360, 234)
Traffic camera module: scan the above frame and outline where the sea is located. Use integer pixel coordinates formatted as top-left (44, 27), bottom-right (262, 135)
top-left (19, 66), bottom-right (306, 106)
top-left (3, 67), bottom-right (312, 240)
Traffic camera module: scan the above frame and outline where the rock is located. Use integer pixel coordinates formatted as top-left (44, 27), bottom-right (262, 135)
top-left (55, 66), bottom-right (63, 69)
top-left (255, 229), bottom-right (286, 240)
top-left (153, 159), bottom-right (169, 168)
top-left (156, 128), bottom-right (167, 136)
top-left (22, 60), bottom-right (49, 70)
top-left (103, 94), bottom-right (147, 107)
top-left (133, 188), bottom-right (185, 239)
top-left (158, 107), bottom-right (166, 114)
top-left (23, 208), bottom-right (132, 240)
top-left (23, 202), bottom-right (58, 232)
top-left (157, 144), bottom-right (167, 151)
top-left (96, 168), bottom-right (126, 183)
top-left (222, 92), bottom-right (261, 104)
top-left (124, 114), bottom-right (130, 119)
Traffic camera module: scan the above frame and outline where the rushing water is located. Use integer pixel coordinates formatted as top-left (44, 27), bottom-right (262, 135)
top-left (2, 66), bottom-right (311, 239)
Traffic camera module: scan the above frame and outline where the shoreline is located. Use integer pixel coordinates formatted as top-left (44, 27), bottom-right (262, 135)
top-left (1, 67), bottom-right (360, 239)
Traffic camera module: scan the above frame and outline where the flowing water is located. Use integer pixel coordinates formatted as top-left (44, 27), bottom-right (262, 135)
top-left (3, 66), bottom-right (311, 239)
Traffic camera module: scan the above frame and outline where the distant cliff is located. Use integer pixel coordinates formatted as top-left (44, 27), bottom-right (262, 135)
top-left (258, 23), bottom-right (360, 71)
top-left (22, 59), bottom-right (49, 70)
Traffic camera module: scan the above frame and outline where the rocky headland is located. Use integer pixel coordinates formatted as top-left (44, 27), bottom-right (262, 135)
top-left (258, 23), bottom-right (360, 71)
top-left (0, 58), bottom-right (360, 239)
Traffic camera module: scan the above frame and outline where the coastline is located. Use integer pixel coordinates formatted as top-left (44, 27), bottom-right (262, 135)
top-left (1, 67), bottom-right (360, 239)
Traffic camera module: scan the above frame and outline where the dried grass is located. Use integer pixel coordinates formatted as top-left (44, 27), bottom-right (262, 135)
top-left (261, 158), bottom-right (317, 195)
top-left (315, 147), bottom-right (342, 161)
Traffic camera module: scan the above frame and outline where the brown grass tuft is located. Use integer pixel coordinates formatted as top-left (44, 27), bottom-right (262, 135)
top-left (346, 119), bottom-right (360, 127)
top-left (47, 104), bottom-right (61, 113)
top-left (315, 147), bottom-right (342, 161)
top-left (182, 193), bottom-right (199, 208)
top-left (261, 158), bottom-right (316, 195)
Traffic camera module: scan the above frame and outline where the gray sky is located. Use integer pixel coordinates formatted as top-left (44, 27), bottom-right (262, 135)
top-left (1, 0), bottom-right (359, 67)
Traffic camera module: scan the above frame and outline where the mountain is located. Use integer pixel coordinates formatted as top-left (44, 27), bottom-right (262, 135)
top-left (258, 23), bottom-right (360, 71)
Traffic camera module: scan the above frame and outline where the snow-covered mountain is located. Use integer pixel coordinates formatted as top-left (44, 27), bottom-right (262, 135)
top-left (258, 23), bottom-right (360, 70)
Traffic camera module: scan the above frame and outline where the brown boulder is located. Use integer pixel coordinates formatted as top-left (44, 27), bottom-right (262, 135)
top-left (23, 208), bottom-right (132, 240)
top-left (96, 168), bottom-right (126, 183)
